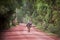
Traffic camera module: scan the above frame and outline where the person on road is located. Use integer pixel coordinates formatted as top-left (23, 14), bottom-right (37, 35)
top-left (26, 19), bottom-right (32, 32)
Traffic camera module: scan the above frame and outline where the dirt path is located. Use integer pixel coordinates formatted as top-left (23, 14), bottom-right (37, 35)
top-left (0, 23), bottom-right (60, 40)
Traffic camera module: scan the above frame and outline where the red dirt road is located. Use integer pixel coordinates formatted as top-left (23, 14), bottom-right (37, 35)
top-left (0, 23), bottom-right (60, 40)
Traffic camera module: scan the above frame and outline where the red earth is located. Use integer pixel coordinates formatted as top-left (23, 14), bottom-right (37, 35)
top-left (0, 23), bottom-right (60, 40)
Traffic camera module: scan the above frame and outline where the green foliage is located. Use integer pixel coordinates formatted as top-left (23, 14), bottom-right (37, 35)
top-left (31, 0), bottom-right (60, 36)
top-left (0, 0), bottom-right (22, 30)
top-left (0, 0), bottom-right (60, 36)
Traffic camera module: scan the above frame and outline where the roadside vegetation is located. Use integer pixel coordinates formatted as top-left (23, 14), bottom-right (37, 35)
top-left (0, 0), bottom-right (60, 36)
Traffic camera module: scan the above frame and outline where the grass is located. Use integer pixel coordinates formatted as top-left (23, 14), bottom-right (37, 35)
top-left (36, 23), bottom-right (59, 37)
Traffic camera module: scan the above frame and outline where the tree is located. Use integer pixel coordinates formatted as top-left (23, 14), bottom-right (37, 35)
top-left (0, 0), bottom-right (21, 30)
top-left (31, 0), bottom-right (60, 36)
